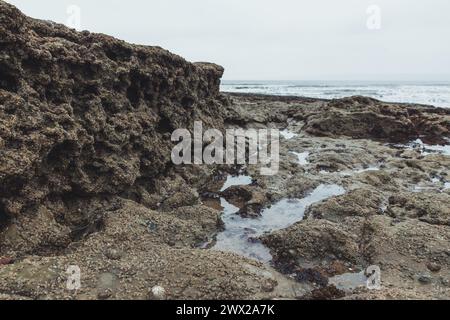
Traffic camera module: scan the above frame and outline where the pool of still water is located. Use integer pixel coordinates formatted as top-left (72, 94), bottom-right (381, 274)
top-left (213, 177), bottom-right (346, 263)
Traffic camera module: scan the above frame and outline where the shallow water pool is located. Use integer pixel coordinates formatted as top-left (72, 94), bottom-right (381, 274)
top-left (213, 184), bottom-right (346, 263)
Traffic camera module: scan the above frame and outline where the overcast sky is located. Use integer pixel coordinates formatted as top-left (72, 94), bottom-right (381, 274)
top-left (5, 0), bottom-right (450, 80)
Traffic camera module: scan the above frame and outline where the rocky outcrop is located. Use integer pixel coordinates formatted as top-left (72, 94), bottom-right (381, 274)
top-left (0, 0), bottom-right (226, 254)
top-left (301, 96), bottom-right (450, 143)
top-left (225, 94), bottom-right (450, 144)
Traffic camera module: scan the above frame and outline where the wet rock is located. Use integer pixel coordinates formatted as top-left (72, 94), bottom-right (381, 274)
top-left (310, 149), bottom-right (378, 173)
top-left (1, 1), bottom-right (450, 301)
top-left (440, 277), bottom-right (449, 287)
top-left (426, 262), bottom-right (441, 273)
top-left (264, 213), bottom-right (449, 297)
top-left (220, 185), bottom-right (269, 217)
top-left (294, 267), bottom-right (329, 287)
top-left (301, 285), bottom-right (346, 300)
top-left (262, 219), bottom-right (362, 267)
top-left (101, 201), bottom-right (221, 249)
top-left (326, 261), bottom-right (349, 277)
top-left (418, 273), bottom-right (433, 284)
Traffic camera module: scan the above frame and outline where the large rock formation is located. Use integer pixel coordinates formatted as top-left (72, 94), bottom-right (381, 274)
top-left (0, 0), bottom-right (226, 253)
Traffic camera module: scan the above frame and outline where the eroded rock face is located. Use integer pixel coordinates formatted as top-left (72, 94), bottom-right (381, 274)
top-left (0, 1), bottom-right (226, 252)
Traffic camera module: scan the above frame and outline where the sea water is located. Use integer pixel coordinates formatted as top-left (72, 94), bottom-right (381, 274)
top-left (214, 183), bottom-right (346, 263)
top-left (221, 80), bottom-right (450, 108)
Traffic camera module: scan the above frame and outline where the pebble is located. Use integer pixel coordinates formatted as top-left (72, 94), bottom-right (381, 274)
top-left (440, 277), bottom-right (449, 287)
top-left (150, 286), bottom-right (166, 300)
top-left (97, 288), bottom-right (112, 300)
top-left (261, 280), bottom-right (276, 292)
top-left (167, 240), bottom-right (176, 247)
top-left (147, 221), bottom-right (158, 232)
top-left (418, 273), bottom-right (432, 284)
top-left (105, 248), bottom-right (122, 260)
top-left (426, 262), bottom-right (441, 273)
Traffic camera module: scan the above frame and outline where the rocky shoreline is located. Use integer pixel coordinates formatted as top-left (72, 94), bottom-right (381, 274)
top-left (0, 1), bottom-right (449, 300)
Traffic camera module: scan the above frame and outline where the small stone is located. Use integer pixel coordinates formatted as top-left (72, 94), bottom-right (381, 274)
top-left (426, 262), bottom-right (441, 273)
top-left (167, 240), bottom-right (176, 247)
top-left (261, 279), bottom-right (276, 293)
top-left (105, 248), bottom-right (122, 260)
top-left (149, 286), bottom-right (166, 300)
top-left (440, 277), bottom-right (449, 287)
top-left (97, 288), bottom-right (112, 300)
top-left (147, 221), bottom-right (158, 232)
top-left (418, 273), bottom-right (432, 284)
top-left (0, 257), bottom-right (14, 266)
top-left (247, 237), bottom-right (260, 244)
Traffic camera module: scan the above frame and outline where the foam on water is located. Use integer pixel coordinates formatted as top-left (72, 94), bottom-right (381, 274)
top-left (214, 184), bottom-right (346, 262)
top-left (221, 81), bottom-right (450, 108)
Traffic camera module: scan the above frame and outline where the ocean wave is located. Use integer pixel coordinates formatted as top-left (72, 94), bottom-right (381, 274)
top-left (220, 82), bottom-right (450, 108)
